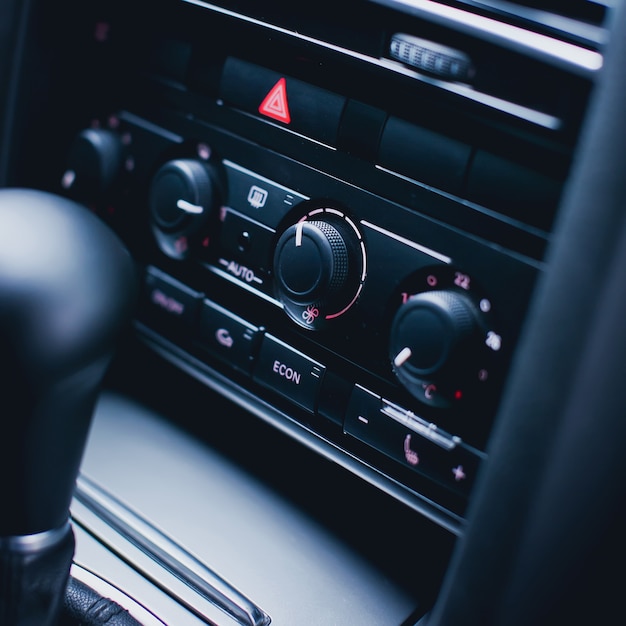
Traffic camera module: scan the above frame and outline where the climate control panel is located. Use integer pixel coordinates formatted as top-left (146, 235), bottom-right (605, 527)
top-left (57, 108), bottom-right (539, 519)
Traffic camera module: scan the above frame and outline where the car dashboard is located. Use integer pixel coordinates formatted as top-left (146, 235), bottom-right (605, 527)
top-left (1, 0), bottom-right (625, 624)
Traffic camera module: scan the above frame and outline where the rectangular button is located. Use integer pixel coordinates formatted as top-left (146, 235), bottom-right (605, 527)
top-left (465, 150), bottom-right (562, 231)
top-left (344, 385), bottom-right (482, 496)
top-left (220, 57), bottom-right (346, 146)
top-left (219, 209), bottom-right (275, 273)
top-left (142, 266), bottom-right (202, 333)
top-left (253, 335), bottom-right (325, 412)
top-left (198, 300), bottom-right (261, 375)
top-left (223, 160), bottom-right (308, 229)
top-left (378, 116), bottom-right (471, 195)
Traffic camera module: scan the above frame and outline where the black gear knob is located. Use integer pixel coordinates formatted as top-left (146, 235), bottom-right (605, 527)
top-left (0, 188), bottom-right (137, 624)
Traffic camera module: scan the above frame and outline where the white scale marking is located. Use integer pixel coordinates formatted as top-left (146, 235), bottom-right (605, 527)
top-left (295, 221), bottom-right (304, 247)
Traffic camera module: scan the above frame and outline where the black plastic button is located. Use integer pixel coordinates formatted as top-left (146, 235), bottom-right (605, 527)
top-left (220, 209), bottom-right (275, 272)
top-left (318, 371), bottom-right (353, 426)
top-left (466, 150), bottom-right (562, 231)
top-left (220, 57), bottom-right (347, 146)
top-left (253, 335), bottom-right (325, 412)
top-left (378, 117), bottom-right (471, 195)
top-left (338, 100), bottom-right (387, 161)
top-left (198, 300), bottom-right (261, 375)
top-left (223, 160), bottom-right (308, 228)
top-left (343, 385), bottom-right (382, 435)
top-left (142, 267), bottom-right (202, 332)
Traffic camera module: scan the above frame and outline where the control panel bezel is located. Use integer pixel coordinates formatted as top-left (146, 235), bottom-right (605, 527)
top-left (15, 0), bottom-right (595, 529)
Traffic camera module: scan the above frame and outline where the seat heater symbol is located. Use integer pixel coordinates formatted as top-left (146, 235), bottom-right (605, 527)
top-left (302, 305), bottom-right (319, 325)
top-left (247, 185), bottom-right (268, 209)
top-left (404, 434), bottom-right (419, 466)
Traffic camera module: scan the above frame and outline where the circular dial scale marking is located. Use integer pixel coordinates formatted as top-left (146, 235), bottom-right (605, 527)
top-left (389, 266), bottom-right (502, 409)
top-left (273, 207), bottom-right (367, 330)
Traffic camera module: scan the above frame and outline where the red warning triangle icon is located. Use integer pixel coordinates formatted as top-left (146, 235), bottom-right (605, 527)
top-left (258, 77), bottom-right (291, 124)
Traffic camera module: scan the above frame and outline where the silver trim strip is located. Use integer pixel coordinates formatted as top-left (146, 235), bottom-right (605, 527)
top-left (70, 564), bottom-right (168, 626)
top-left (361, 219), bottom-right (453, 264)
top-left (74, 476), bottom-right (270, 626)
top-left (381, 400), bottom-right (458, 450)
top-left (0, 521), bottom-right (71, 553)
top-left (368, 0), bottom-right (604, 73)
top-left (119, 111), bottom-right (184, 144)
top-left (374, 58), bottom-right (563, 129)
top-left (433, 0), bottom-right (609, 47)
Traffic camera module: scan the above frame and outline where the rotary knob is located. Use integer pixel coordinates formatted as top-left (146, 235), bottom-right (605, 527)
top-left (273, 211), bottom-right (366, 330)
top-left (149, 158), bottom-right (221, 259)
top-left (61, 128), bottom-right (124, 201)
top-left (390, 290), bottom-right (484, 407)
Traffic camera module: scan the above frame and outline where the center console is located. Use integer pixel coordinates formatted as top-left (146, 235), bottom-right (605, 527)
top-left (19, 0), bottom-right (603, 532)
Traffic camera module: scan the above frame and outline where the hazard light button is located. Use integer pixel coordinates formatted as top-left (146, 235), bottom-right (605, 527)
top-left (220, 57), bottom-right (346, 146)
top-left (258, 77), bottom-right (291, 124)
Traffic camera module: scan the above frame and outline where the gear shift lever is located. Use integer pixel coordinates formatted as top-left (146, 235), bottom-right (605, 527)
top-left (0, 189), bottom-right (137, 625)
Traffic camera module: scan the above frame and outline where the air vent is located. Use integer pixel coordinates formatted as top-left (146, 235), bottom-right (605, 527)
top-left (453, 0), bottom-right (614, 46)
top-left (495, 0), bottom-right (609, 25)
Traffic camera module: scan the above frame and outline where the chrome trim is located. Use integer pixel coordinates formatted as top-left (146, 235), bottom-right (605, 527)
top-left (181, 0), bottom-right (602, 80)
top-left (361, 219), bottom-right (453, 264)
top-left (70, 563), bottom-right (168, 626)
top-left (450, 0), bottom-right (609, 47)
top-left (0, 521), bottom-right (71, 553)
top-left (74, 475), bottom-right (271, 626)
top-left (374, 58), bottom-right (563, 129)
top-left (381, 400), bottom-right (458, 451)
top-left (119, 111), bottom-right (183, 144)
top-left (368, 0), bottom-right (604, 73)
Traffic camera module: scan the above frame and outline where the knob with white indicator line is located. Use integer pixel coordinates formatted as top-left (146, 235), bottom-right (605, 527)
top-left (273, 208), bottom-right (366, 330)
top-left (62, 128), bottom-right (124, 201)
top-left (149, 158), bottom-right (222, 259)
top-left (390, 289), bottom-right (489, 407)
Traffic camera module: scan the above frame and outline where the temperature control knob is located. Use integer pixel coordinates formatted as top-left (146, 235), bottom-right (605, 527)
top-left (149, 158), bottom-right (221, 259)
top-left (390, 289), bottom-right (485, 407)
top-left (62, 128), bottom-right (124, 201)
top-left (273, 210), bottom-right (366, 330)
